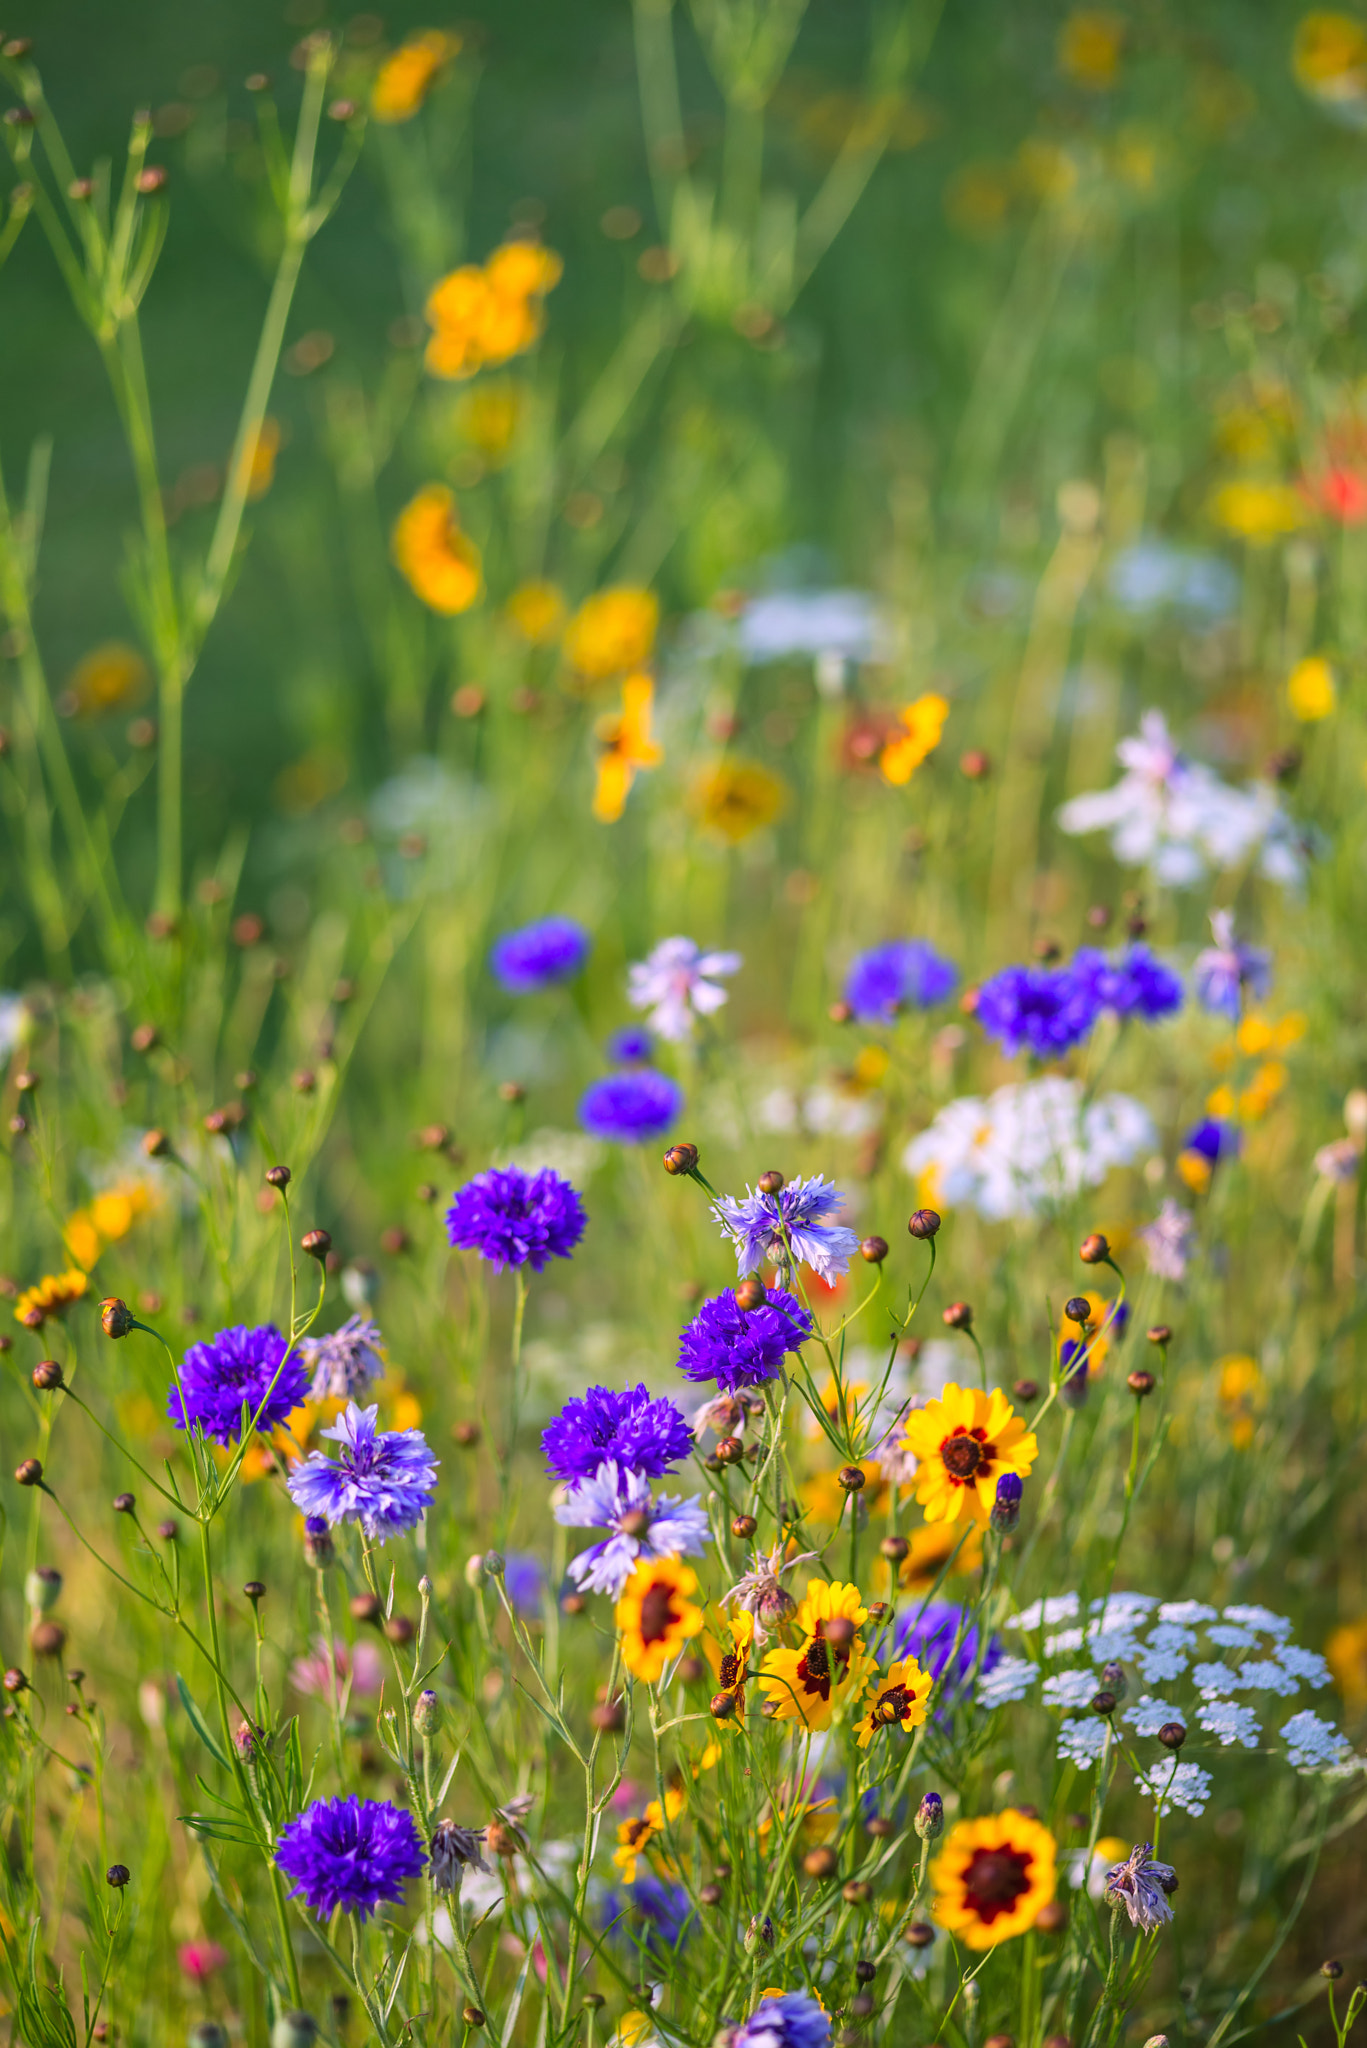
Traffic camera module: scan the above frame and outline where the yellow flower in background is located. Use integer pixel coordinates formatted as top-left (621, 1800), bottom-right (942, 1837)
top-left (1287, 655), bottom-right (1337, 721)
top-left (63, 1212), bottom-right (102, 1272)
top-left (392, 485), bottom-right (483, 614)
top-left (240, 416), bottom-right (281, 501)
top-left (15, 1269), bottom-right (89, 1328)
top-left (485, 241), bottom-right (563, 300)
top-left (688, 759), bottom-right (789, 843)
top-left (1240, 1059), bottom-right (1288, 1121)
top-left (506, 580), bottom-right (566, 645)
top-left (563, 586), bottom-right (659, 682)
top-left (67, 641), bottom-right (148, 718)
top-left (1217, 1353), bottom-right (1265, 1449)
top-left (457, 379), bottom-right (525, 465)
top-left (855, 1655), bottom-right (933, 1748)
top-left (1205, 1083), bottom-right (1237, 1119)
top-left (615, 1557), bottom-right (704, 1683)
top-left (612, 1784), bottom-right (685, 1883)
top-left (1054, 1291), bottom-right (1121, 1374)
top-left (900, 1520), bottom-right (984, 1590)
top-left (1327, 1618), bottom-right (1367, 1711)
top-left (931, 1809), bottom-right (1058, 1949)
top-left (64, 1180), bottom-right (156, 1271)
top-left (1016, 137), bottom-right (1080, 202)
top-left (900, 1384), bottom-right (1038, 1527)
top-left (879, 692), bottom-right (949, 786)
top-left (592, 673), bottom-right (664, 823)
top-left (1293, 12), bottom-right (1367, 104)
top-left (802, 1462), bottom-right (885, 1528)
top-left (371, 29), bottom-right (461, 123)
top-left (1058, 10), bottom-right (1125, 90)
top-left (1210, 480), bottom-right (1304, 543)
top-left (424, 243), bottom-right (561, 381)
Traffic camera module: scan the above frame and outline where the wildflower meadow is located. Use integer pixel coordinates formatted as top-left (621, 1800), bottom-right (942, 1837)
top-left (5, 4), bottom-right (1367, 2047)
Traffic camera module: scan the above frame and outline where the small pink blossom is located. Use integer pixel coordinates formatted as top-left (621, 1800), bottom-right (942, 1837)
top-left (178, 1941), bottom-right (229, 1981)
top-left (289, 1635), bottom-right (384, 1699)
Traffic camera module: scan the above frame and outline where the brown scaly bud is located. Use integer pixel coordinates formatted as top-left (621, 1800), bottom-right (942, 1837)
top-left (842, 1879), bottom-right (872, 1905)
top-left (825, 1616), bottom-right (856, 1650)
top-left (735, 1276), bottom-right (766, 1312)
top-left (731, 1514), bottom-right (757, 1539)
top-left (30, 1620), bottom-right (65, 1658)
top-left (15, 1458), bottom-right (42, 1486)
top-left (106, 1864), bottom-right (130, 1888)
top-left (1013, 1379), bottom-right (1040, 1403)
top-left (662, 1142), bottom-right (699, 1176)
top-left (112, 1492), bottom-right (135, 1514)
top-left (838, 1466), bottom-right (866, 1492)
top-left (904, 1921), bottom-right (935, 1947)
top-left (100, 1297), bottom-right (136, 1338)
top-left (1147, 1324), bottom-right (1172, 1347)
top-left (265, 1165), bottom-right (291, 1189)
top-left (1127, 1370), bottom-right (1155, 1398)
top-left (803, 1845), bottom-right (838, 1878)
top-left (1079, 1233), bottom-right (1110, 1265)
top-left (1090, 1689), bottom-right (1117, 1717)
top-left (709, 1691), bottom-right (736, 1721)
top-left (757, 1170), bottom-right (785, 1195)
top-left (880, 1535), bottom-right (909, 1562)
top-left (1064, 1296), bottom-right (1092, 1326)
top-left (942, 1300), bottom-right (973, 1330)
top-left (859, 1235), bottom-right (888, 1263)
top-left (301, 1228), bottom-right (331, 1261)
top-left (698, 1882), bottom-right (723, 1906)
top-left (1158, 1721), bottom-right (1186, 1751)
top-left (715, 1437), bottom-right (745, 1466)
top-left (32, 1359), bottom-right (62, 1390)
top-left (3, 1668), bottom-right (27, 1693)
top-left (908, 1208), bottom-right (941, 1240)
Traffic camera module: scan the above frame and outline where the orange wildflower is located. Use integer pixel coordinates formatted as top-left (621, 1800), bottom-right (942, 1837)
top-left (392, 485), bottom-right (483, 614)
top-left (592, 674), bottom-right (663, 822)
top-left (879, 692), bottom-right (949, 785)
top-left (371, 30), bottom-right (461, 123)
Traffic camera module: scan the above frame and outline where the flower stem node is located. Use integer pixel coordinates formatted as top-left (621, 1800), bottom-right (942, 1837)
top-left (100, 1296), bottom-right (136, 1338)
top-left (1146, 1325), bottom-right (1172, 1347)
top-left (1157, 1721), bottom-right (1186, 1750)
top-left (14, 1458), bottom-right (42, 1486)
top-left (943, 1301), bottom-right (973, 1330)
top-left (734, 1276), bottom-right (767, 1312)
top-left (1127, 1370), bottom-right (1155, 1397)
top-left (908, 1208), bottom-right (941, 1240)
top-left (757, 1171), bottom-right (785, 1195)
top-left (662, 1143), bottom-right (699, 1176)
top-left (859, 1235), bottom-right (889, 1263)
top-left (915, 1791), bottom-right (944, 1840)
top-left (731, 1514), bottom-right (757, 1539)
top-left (837, 1465), bottom-right (866, 1492)
top-left (32, 1359), bottom-right (62, 1390)
top-left (270, 2016), bottom-right (318, 2048)
top-left (301, 1229), bottom-right (331, 1261)
top-left (413, 1690), bottom-right (441, 1736)
top-left (106, 1865), bottom-right (130, 1888)
top-left (1064, 1297), bottom-right (1091, 1326)
top-left (804, 1845), bottom-right (838, 1878)
top-left (266, 1165), bottom-right (291, 1189)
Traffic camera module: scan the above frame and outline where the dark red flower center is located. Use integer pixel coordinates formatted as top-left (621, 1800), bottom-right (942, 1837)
top-left (720, 1651), bottom-right (743, 1689)
top-left (940, 1426), bottom-right (992, 1483)
top-left (873, 1683), bottom-right (913, 1725)
top-left (962, 1846), bottom-right (1033, 1923)
top-left (639, 1582), bottom-right (679, 1645)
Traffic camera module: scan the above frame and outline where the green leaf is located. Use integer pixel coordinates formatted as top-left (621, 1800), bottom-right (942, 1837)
top-left (175, 1673), bottom-right (231, 1769)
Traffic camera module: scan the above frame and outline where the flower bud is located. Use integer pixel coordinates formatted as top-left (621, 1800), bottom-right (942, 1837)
top-left (270, 2016), bottom-right (318, 2048)
top-left (156, 1519), bottom-right (178, 1542)
top-left (1064, 1296), bottom-right (1091, 1326)
top-left (859, 1236), bottom-right (888, 1263)
top-left (106, 1864), bottom-right (130, 1888)
top-left (837, 1465), bottom-right (866, 1492)
top-left (842, 1880), bottom-right (871, 1905)
top-left (880, 1534), bottom-right (909, 1562)
top-left (743, 1914), bottom-right (774, 1953)
top-left (908, 1209), bottom-right (940, 1240)
top-left (914, 1791), bottom-right (944, 1840)
top-left (757, 1584), bottom-right (795, 1627)
top-left (1012, 1378), bottom-right (1039, 1403)
top-left (942, 1301), bottom-right (972, 1330)
top-left (31, 1620), bottom-right (65, 1658)
top-left (1079, 1233), bottom-right (1109, 1264)
top-left (1127, 1369), bottom-right (1155, 1398)
top-left (350, 1591), bottom-right (382, 1624)
top-left (803, 1845), bottom-right (837, 1878)
top-left (1146, 1324), bottom-right (1172, 1347)
top-left (662, 1143), bottom-right (699, 1176)
top-left (1035, 1903), bottom-right (1068, 1936)
top-left (303, 1517), bottom-right (334, 1568)
top-left (1090, 1689), bottom-right (1117, 1717)
top-left (142, 1130), bottom-right (170, 1158)
top-left (757, 1170), bottom-right (784, 1195)
top-left (234, 1721), bottom-right (258, 1758)
top-left (301, 1228), bottom-right (331, 1261)
top-left (710, 1691), bottom-right (736, 1721)
top-left (825, 1615), bottom-right (856, 1650)
top-left (960, 749), bottom-right (990, 779)
top-left (589, 1695), bottom-right (624, 1732)
top-left (990, 1473), bottom-right (1022, 1533)
top-left (731, 1514), bottom-right (757, 1539)
top-left (100, 1297), bottom-right (135, 1338)
top-left (413, 1689), bottom-right (441, 1736)
top-left (1157, 1721), bottom-right (1186, 1750)
top-left (266, 1165), bottom-right (291, 1189)
top-left (904, 1921), bottom-right (934, 1948)
top-left (482, 1551), bottom-right (505, 1578)
top-left (3, 1668), bottom-right (27, 1693)
top-left (715, 1437), bottom-right (745, 1466)
top-left (25, 1566), bottom-right (61, 1612)
top-left (14, 1458), bottom-right (42, 1486)
top-left (462, 2010), bottom-right (485, 2031)
top-left (32, 1359), bottom-right (62, 1390)
top-left (734, 1276), bottom-right (766, 1311)
top-left (384, 1615), bottom-right (415, 1644)
top-left (698, 1881), bottom-right (723, 1905)
top-left (113, 1492), bottom-right (135, 1514)
top-left (828, 1000), bottom-right (853, 1024)
top-left (1323, 1962), bottom-right (1345, 1980)
top-left (190, 2025), bottom-right (230, 2048)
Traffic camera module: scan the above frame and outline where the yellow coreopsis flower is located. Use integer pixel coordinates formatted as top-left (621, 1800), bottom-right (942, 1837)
top-left (1210, 480), bottom-right (1304, 544)
top-left (592, 673), bottom-right (664, 823)
top-left (1287, 655), bottom-right (1337, 721)
top-left (1293, 12), bottom-right (1367, 103)
top-left (1327, 1617), bottom-right (1367, 1711)
top-left (391, 485), bottom-right (483, 615)
top-left (15, 1269), bottom-right (89, 1328)
top-left (899, 1384), bottom-right (1038, 1527)
top-left (371, 30), bottom-right (461, 123)
top-left (855, 1656), bottom-right (933, 1749)
top-left (879, 692), bottom-right (949, 786)
top-left (1058, 10), bottom-right (1124, 89)
top-left (506, 580), bottom-right (566, 645)
top-left (563, 587), bottom-right (659, 683)
top-left (611, 1784), bottom-right (685, 1883)
top-left (1217, 1353), bottom-right (1265, 1449)
top-left (756, 1580), bottom-right (875, 1731)
top-left (67, 641), bottom-right (148, 717)
top-left (424, 244), bottom-right (561, 381)
top-left (615, 1557), bottom-right (704, 1684)
top-left (931, 1809), bottom-right (1058, 1949)
top-left (688, 760), bottom-right (789, 843)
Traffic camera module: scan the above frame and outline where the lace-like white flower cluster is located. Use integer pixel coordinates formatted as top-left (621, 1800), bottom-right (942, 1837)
top-left (987, 1593), bottom-right (1357, 1798)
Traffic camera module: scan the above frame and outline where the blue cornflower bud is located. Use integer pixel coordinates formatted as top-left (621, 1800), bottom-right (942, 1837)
top-left (914, 1792), bottom-right (944, 1840)
top-left (991, 1473), bottom-right (1023, 1533)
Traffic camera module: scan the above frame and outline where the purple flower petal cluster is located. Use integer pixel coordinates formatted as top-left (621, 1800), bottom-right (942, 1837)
top-left (974, 962), bottom-right (1101, 1059)
top-left (274, 1794), bottom-right (426, 1921)
top-left (554, 1462), bottom-right (711, 1597)
top-left (713, 1175), bottom-right (860, 1284)
top-left (579, 1069), bottom-right (682, 1144)
top-left (1193, 910), bottom-right (1271, 1020)
top-left (446, 1166), bottom-right (587, 1272)
top-left (606, 1024), bottom-right (654, 1064)
top-left (844, 940), bottom-right (958, 1022)
top-left (601, 1874), bottom-right (695, 1958)
top-left (542, 1383), bottom-right (692, 1484)
top-left (167, 1324), bottom-right (307, 1446)
top-left (489, 916), bottom-right (590, 994)
top-left (286, 1401), bottom-right (439, 1544)
top-left (1182, 1118), bottom-right (1238, 1166)
top-left (726, 1992), bottom-right (832, 2048)
top-left (676, 1287), bottom-right (814, 1391)
top-left (892, 1599), bottom-right (1000, 1703)
top-left (299, 1314), bottom-right (386, 1402)
top-left (1072, 944), bottom-right (1184, 1022)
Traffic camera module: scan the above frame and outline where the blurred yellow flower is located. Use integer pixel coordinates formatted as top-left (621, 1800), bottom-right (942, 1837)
top-left (67, 641), bottom-right (148, 717)
top-left (689, 760), bottom-right (789, 843)
top-left (371, 30), bottom-right (461, 123)
top-left (1210, 480), bottom-right (1304, 543)
top-left (1327, 1618), bottom-right (1367, 1710)
top-left (424, 243), bottom-right (561, 381)
top-left (612, 1784), bottom-right (684, 1883)
top-left (1217, 1353), bottom-right (1264, 1449)
top-left (457, 379), bottom-right (523, 464)
top-left (64, 1181), bottom-right (157, 1272)
top-left (1293, 12), bottom-right (1367, 104)
top-left (802, 1462), bottom-right (886, 1527)
top-left (899, 1519), bottom-right (983, 1592)
top-left (506, 580), bottom-right (566, 645)
top-left (1205, 1084), bottom-right (1236, 1120)
top-left (880, 692), bottom-right (949, 786)
top-left (563, 586), bottom-right (659, 683)
top-left (392, 485), bottom-right (483, 614)
top-left (1287, 655), bottom-right (1337, 721)
top-left (15, 1269), bottom-right (89, 1327)
top-left (1058, 10), bottom-right (1125, 90)
top-left (1240, 1059), bottom-right (1288, 1121)
top-left (239, 416), bottom-right (281, 502)
top-left (63, 1213), bottom-right (102, 1272)
top-left (592, 673), bottom-right (663, 823)
top-left (1016, 137), bottom-right (1079, 201)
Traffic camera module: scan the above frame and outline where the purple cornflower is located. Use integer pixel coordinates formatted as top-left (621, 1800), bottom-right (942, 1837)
top-left (606, 1024), bottom-right (654, 1064)
top-left (893, 1600), bottom-right (1000, 1702)
top-left (628, 936), bottom-right (742, 1043)
top-left (991, 1472), bottom-right (1023, 1533)
top-left (554, 1462), bottom-right (711, 1597)
top-left (844, 940), bottom-right (958, 1023)
top-left (713, 1174), bottom-right (860, 1285)
top-left (676, 1287), bottom-right (814, 1391)
top-left (299, 1314), bottom-right (385, 1402)
top-left (1104, 1842), bottom-right (1177, 1932)
top-left (723, 1993), bottom-right (832, 2048)
top-left (1193, 910), bottom-right (1271, 1020)
top-left (1073, 945), bottom-right (1184, 1022)
top-left (489, 916), bottom-right (590, 995)
top-left (579, 1069), bottom-right (683, 1144)
top-left (286, 1401), bottom-right (438, 1543)
top-left (167, 1324), bottom-right (307, 1447)
top-left (503, 1553), bottom-right (545, 1616)
top-left (601, 1874), bottom-right (695, 1958)
top-left (1182, 1118), bottom-right (1238, 1167)
top-left (542, 1384), bottom-right (693, 1485)
top-left (446, 1166), bottom-right (586, 1272)
top-left (1139, 1199), bottom-right (1195, 1282)
top-left (274, 1795), bottom-right (426, 1921)
top-left (974, 962), bottom-right (1101, 1060)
